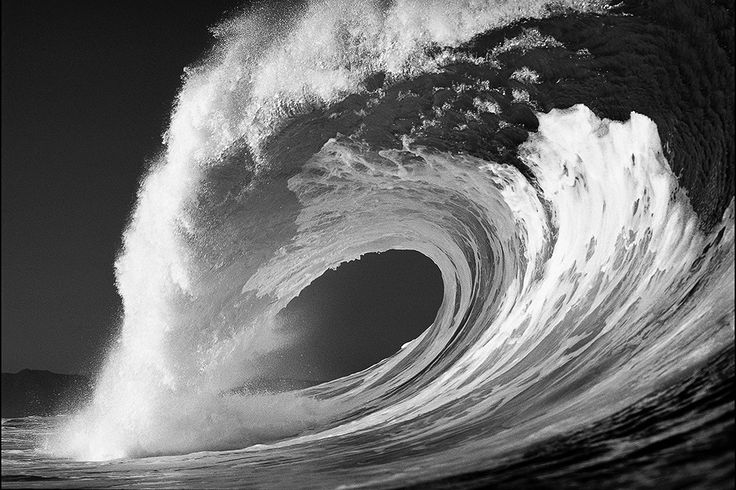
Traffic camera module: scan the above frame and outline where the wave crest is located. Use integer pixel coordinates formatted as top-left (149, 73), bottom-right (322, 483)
top-left (48, 1), bottom-right (733, 469)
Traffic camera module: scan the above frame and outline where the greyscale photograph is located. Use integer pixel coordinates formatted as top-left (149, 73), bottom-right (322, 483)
top-left (1, 0), bottom-right (734, 488)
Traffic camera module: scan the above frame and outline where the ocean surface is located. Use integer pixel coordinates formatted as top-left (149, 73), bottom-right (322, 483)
top-left (2, 0), bottom-right (734, 488)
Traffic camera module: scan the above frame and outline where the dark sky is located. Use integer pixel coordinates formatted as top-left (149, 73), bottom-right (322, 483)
top-left (2, 1), bottom-right (244, 374)
top-left (2, 1), bottom-right (445, 377)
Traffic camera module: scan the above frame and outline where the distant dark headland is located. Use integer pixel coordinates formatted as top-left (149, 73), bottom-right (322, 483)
top-left (1, 370), bottom-right (92, 418)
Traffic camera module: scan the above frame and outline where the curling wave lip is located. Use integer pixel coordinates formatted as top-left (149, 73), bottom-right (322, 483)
top-left (29, 1), bottom-right (734, 488)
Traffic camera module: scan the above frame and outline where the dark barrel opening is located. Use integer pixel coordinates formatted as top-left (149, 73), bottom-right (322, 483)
top-left (254, 249), bottom-right (443, 390)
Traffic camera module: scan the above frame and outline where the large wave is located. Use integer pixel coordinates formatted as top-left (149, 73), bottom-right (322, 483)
top-left (48, 0), bottom-right (733, 485)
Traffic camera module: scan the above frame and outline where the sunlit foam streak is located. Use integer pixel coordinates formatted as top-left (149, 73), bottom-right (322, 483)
top-left (45, 0), bottom-right (732, 462)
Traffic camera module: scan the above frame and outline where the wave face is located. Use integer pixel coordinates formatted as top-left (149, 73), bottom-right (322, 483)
top-left (46, 0), bottom-right (733, 487)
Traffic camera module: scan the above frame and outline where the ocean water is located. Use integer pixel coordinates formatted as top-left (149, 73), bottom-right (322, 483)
top-left (2, 0), bottom-right (734, 488)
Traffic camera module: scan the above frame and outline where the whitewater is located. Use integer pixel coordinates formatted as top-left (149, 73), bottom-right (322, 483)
top-left (2, 0), bottom-right (733, 488)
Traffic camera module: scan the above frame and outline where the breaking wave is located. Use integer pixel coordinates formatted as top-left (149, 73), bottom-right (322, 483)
top-left (45, 0), bottom-right (733, 486)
